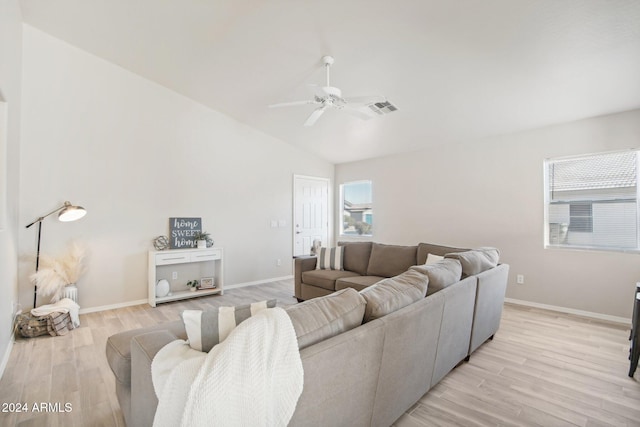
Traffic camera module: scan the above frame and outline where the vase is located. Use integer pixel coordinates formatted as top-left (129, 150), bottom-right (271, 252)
top-left (62, 284), bottom-right (78, 303)
top-left (197, 240), bottom-right (207, 249)
top-left (190, 287), bottom-right (197, 292)
top-left (155, 279), bottom-right (170, 298)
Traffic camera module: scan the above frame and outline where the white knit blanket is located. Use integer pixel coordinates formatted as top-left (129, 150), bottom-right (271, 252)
top-left (31, 298), bottom-right (80, 327)
top-left (152, 307), bottom-right (304, 427)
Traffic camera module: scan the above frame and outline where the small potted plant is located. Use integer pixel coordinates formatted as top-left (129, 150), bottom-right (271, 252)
top-left (186, 280), bottom-right (199, 292)
top-left (194, 231), bottom-right (211, 249)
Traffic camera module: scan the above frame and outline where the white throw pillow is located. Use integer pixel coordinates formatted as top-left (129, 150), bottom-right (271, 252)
top-left (425, 253), bottom-right (444, 265)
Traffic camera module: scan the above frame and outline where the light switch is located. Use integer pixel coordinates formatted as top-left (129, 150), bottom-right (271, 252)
top-left (278, 220), bottom-right (286, 227)
top-left (270, 220), bottom-right (277, 228)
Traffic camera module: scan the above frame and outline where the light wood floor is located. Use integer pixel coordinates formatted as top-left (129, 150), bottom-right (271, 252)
top-left (1, 280), bottom-right (638, 427)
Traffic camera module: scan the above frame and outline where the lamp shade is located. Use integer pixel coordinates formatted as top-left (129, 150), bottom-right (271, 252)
top-left (58, 202), bottom-right (87, 222)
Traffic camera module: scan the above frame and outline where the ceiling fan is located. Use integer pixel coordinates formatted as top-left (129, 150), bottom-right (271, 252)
top-left (269, 55), bottom-right (391, 127)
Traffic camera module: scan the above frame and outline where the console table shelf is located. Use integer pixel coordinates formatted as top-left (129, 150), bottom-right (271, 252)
top-left (148, 248), bottom-right (224, 307)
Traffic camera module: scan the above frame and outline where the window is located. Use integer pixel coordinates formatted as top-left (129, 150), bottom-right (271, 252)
top-left (545, 150), bottom-right (639, 251)
top-left (340, 180), bottom-right (373, 236)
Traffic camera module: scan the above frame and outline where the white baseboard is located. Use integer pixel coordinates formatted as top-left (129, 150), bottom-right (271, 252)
top-left (0, 338), bottom-right (14, 380)
top-left (225, 275), bottom-right (294, 290)
top-left (504, 297), bottom-right (631, 325)
top-left (77, 276), bottom-right (294, 314)
top-left (79, 299), bottom-right (148, 314)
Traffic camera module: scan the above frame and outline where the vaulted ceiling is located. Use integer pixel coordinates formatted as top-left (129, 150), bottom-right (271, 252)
top-left (19, 0), bottom-right (640, 163)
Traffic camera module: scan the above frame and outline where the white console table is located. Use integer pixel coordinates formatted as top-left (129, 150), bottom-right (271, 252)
top-left (148, 247), bottom-right (224, 307)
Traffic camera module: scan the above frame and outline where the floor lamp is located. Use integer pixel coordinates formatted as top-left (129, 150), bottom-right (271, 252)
top-left (26, 201), bottom-right (87, 307)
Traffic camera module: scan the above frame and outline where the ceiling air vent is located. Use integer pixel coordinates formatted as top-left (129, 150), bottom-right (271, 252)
top-left (367, 100), bottom-right (398, 115)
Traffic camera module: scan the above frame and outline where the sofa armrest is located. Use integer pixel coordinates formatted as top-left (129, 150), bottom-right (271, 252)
top-left (294, 256), bottom-right (317, 300)
top-left (431, 276), bottom-right (476, 387)
top-left (130, 330), bottom-right (179, 427)
top-left (469, 263), bottom-right (509, 354)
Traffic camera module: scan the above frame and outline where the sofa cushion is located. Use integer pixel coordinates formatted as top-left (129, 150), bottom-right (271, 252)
top-left (106, 320), bottom-right (186, 386)
top-left (302, 269), bottom-right (361, 291)
top-left (182, 299), bottom-right (276, 352)
top-left (366, 243), bottom-right (418, 278)
top-left (285, 288), bottom-right (366, 350)
top-left (410, 259), bottom-right (462, 296)
top-left (316, 247), bottom-right (344, 270)
top-left (444, 247), bottom-right (500, 277)
top-left (338, 241), bottom-right (373, 275)
top-left (336, 275), bottom-right (385, 292)
top-left (360, 270), bottom-right (430, 322)
top-left (417, 243), bottom-right (466, 265)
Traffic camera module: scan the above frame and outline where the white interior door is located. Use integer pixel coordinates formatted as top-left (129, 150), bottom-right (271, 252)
top-left (293, 175), bottom-right (329, 256)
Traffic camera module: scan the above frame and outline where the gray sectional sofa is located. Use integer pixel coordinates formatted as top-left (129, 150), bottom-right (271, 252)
top-left (106, 242), bottom-right (509, 426)
top-left (295, 241), bottom-right (466, 301)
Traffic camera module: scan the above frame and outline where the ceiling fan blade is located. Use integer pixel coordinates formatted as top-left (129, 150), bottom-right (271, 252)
top-left (344, 95), bottom-right (387, 106)
top-left (269, 100), bottom-right (316, 108)
top-left (342, 105), bottom-right (375, 121)
top-left (304, 106), bottom-right (326, 127)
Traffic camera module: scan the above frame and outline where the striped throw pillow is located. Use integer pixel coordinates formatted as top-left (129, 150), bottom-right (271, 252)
top-left (316, 246), bottom-right (344, 270)
top-left (182, 299), bottom-right (277, 352)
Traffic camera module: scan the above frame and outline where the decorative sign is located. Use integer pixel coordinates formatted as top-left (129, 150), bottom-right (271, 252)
top-left (169, 217), bottom-right (202, 249)
top-left (200, 277), bottom-right (215, 289)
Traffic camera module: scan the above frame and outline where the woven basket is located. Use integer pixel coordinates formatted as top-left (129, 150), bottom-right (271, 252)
top-left (16, 313), bottom-right (49, 338)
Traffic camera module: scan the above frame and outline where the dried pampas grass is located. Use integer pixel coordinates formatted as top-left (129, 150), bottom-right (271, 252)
top-left (58, 241), bottom-right (87, 284)
top-left (31, 241), bottom-right (88, 303)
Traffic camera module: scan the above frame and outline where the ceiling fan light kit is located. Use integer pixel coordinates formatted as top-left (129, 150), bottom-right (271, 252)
top-left (269, 55), bottom-right (397, 126)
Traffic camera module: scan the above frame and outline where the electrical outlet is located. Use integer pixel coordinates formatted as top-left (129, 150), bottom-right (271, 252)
top-left (172, 271), bottom-right (178, 280)
top-left (516, 274), bottom-right (524, 285)
top-left (277, 259), bottom-right (282, 266)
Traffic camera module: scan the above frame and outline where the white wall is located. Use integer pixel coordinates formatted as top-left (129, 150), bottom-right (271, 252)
top-left (19, 25), bottom-right (333, 310)
top-left (336, 109), bottom-right (640, 319)
top-left (15, 19), bottom-right (640, 321)
top-left (0, 0), bottom-right (22, 374)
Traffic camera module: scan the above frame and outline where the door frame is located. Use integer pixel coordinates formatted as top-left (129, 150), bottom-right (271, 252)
top-left (292, 174), bottom-right (332, 256)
